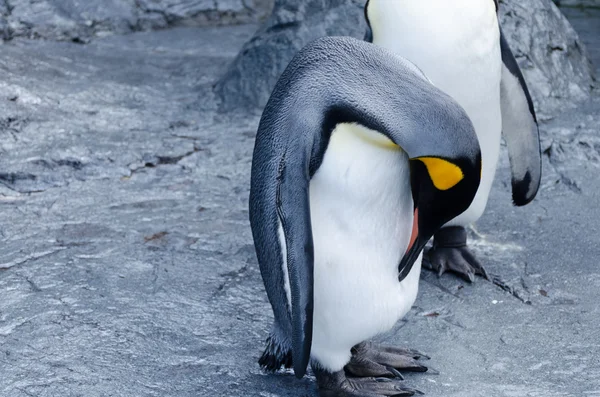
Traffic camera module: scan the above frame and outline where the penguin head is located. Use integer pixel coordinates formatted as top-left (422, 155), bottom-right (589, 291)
top-left (398, 153), bottom-right (482, 281)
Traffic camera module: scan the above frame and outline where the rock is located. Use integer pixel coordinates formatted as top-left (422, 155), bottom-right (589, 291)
top-left (135, 0), bottom-right (271, 27)
top-left (556, 0), bottom-right (600, 6)
top-left (5, 0), bottom-right (138, 41)
top-left (0, 0), bottom-right (271, 42)
top-left (215, 0), bottom-right (595, 118)
top-left (498, 0), bottom-right (595, 119)
top-left (0, 2), bottom-right (8, 40)
top-left (213, 0), bottom-right (366, 112)
top-left (561, 7), bottom-right (600, 75)
top-left (0, 20), bottom-right (599, 397)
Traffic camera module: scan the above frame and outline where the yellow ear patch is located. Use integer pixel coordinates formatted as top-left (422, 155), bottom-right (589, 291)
top-left (417, 157), bottom-right (464, 191)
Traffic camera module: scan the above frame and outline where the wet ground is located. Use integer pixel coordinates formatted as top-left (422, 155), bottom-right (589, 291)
top-left (0, 6), bottom-right (599, 397)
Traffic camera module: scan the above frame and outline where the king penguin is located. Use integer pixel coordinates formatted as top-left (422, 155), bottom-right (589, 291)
top-left (249, 36), bottom-right (482, 396)
top-left (364, 0), bottom-right (542, 282)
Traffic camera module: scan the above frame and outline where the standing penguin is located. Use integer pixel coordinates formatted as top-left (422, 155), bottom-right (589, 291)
top-left (364, 0), bottom-right (542, 282)
top-left (250, 36), bottom-right (481, 396)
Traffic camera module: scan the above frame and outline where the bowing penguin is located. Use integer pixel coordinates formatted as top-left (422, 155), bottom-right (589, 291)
top-left (364, 0), bottom-right (542, 282)
top-left (249, 36), bottom-right (481, 396)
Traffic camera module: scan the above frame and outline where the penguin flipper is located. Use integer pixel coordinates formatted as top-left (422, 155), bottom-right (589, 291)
top-left (499, 27), bottom-right (542, 206)
top-left (275, 149), bottom-right (315, 379)
top-left (250, 136), bottom-right (315, 379)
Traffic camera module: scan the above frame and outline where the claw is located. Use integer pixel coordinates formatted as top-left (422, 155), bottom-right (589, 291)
top-left (346, 356), bottom-right (402, 379)
top-left (385, 366), bottom-right (405, 380)
top-left (344, 341), bottom-right (433, 391)
top-left (359, 342), bottom-right (430, 361)
top-left (423, 226), bottom-right (490, 282)
top-left (316, 366), bottom-right (422, 396)
top-left (466, 270), bottom-right (475, 283)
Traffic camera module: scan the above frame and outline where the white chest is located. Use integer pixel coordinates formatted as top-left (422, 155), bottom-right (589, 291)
top-left (309, 123), bottom-right (414, 266)
top-left (307, 123), bottom-right (422, 371)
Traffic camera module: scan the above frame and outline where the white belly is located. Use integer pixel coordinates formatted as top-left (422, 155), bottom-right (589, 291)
top-left (308, 123), bottom-right (422, 372)
top-left (370, 0), bottom-right (502, 224)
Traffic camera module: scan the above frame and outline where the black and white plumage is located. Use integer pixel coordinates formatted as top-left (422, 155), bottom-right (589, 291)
top-left (249, 36), bottom-right (482, 396)
top-left (364, 0), bottom-right (541, 282)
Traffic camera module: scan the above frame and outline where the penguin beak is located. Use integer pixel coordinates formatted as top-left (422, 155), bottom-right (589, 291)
top-left (398, 208), bottom-right (429, 282)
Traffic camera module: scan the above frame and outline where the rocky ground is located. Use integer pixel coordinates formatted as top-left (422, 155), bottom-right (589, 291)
top-left (0, 7), bottom-right (599, 397)
top-left (0, 0), bottom-right (273, 41)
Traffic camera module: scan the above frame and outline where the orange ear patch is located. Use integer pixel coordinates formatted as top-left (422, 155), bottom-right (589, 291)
top-left (406, 208), bottom-right (419, 254)
top-left (417, 157), bottom-right (464, 191)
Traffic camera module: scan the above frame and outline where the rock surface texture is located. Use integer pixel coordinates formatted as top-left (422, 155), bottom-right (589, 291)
top-left (216, 0), bottom-right (595, 118)
top-left (0, 4), bottom-right (599, 397)
top-left (499, 0), bottom-right (595, 118)
top-left (0, 0), bottom-right (272, 42)
top-left (558, 0), bottom-right (600, 6)
top-left (214, 0), bottom-right (367, 112)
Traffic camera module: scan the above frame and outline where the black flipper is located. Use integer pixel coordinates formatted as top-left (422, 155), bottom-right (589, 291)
top-left (250, 115), bottom-right (316, 379)
top-left (499, 27), bottom-right (542, 206)
top-left (276, 146), bottom-right (315, 379)
top-left (250, 137), bottom-right (294, 373)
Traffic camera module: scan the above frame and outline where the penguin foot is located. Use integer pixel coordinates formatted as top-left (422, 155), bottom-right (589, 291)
top-left (423, 226), bottom-right (489, 283)
top-left (315, 366), bottom-right (422, 397)
top-left (345, 342), bottom-right (430, 379)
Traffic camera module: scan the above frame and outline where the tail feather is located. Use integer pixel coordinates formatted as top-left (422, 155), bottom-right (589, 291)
top-left (258, 335), bottom-right (293, 372)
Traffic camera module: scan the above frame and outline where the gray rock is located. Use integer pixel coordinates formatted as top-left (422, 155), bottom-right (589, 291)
top-left (136, 0), bottom-right (271, 27)
top-left (499, 0), bottom-right (595, 119)
top-left (0, 0), bottom-right (271, 42)
top-left (215, 0), bottom-right (595, 117)
top-left (561, 6), bottom-right (600, 76)
top-left (0, 2), bottom-right (8, 40)
top-left (5, 0), bottom-right (138, 41)
top-left (557, 0), bottom-right (600, 6)
top-left (0, 14), bottom-right (599, 396)
top-left (213, 0), bottom-right (367, 112)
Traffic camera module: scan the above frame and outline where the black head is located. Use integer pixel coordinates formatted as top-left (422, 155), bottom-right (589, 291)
top-left (398, 153), bottom-right (482, 281)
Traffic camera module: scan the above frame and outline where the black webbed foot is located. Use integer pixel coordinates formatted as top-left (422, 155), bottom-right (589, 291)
top-left (315, 366), bottom-right (422, 397)
top-left (345, 342), bottom-right (430, 380)
top-left (423, 226), bottom-right (489, 283)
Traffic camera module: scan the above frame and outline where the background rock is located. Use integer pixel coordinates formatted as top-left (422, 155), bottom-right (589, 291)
top-left (498, 0), bottom-right (595, 119)
top-left (0, 10), bottom-right (599, 396)
top-left (1, 0), bottom-right (592, 118)
top-left (557, 0), bottom-right (600, 6)
top-left (215, 0), bottom-right (595, 118)
top-left (213, 0), bottom-right (366, 113)
top-left (0, 1), bottom-right (598, 396)
top-left (0, 0), bottom-right (272, 42)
